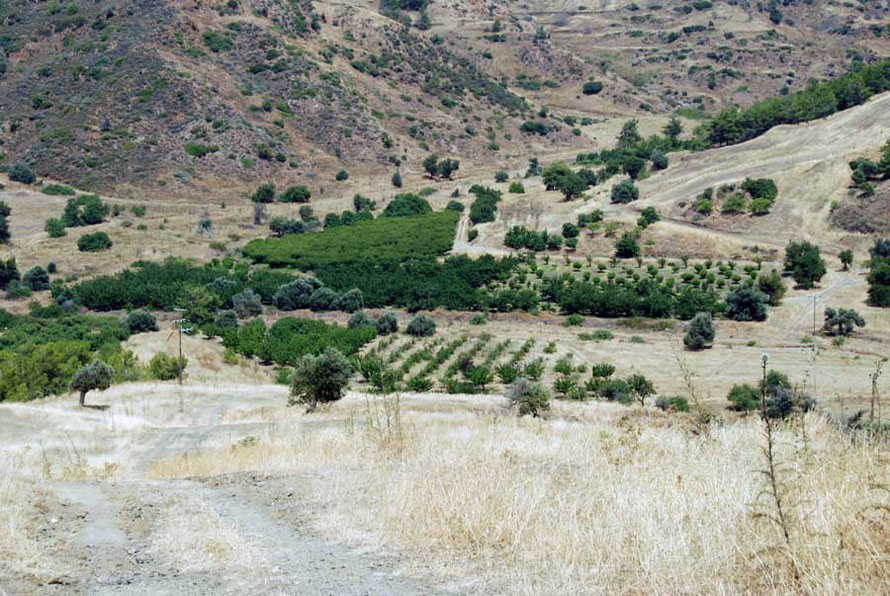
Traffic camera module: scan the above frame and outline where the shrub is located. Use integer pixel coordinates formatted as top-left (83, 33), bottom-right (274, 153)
top-left (468, 185), bottom-right (502, 224)
top-left (582, 80), bottom-right (603, 95)
top-left (309, 287), bottom-right (339, 311)
top-left (71, 360), bottom-right (114, 406)
top-left (637, 206), bottom-right (660, 228)
top-left (614, 231), bottom-right (640, 259)
top-left (494, 170), bottom-right (509, 183)
top-left (446, 200), bottom-right (464, 212)
top-left (22, 266), bottom-right (50, 291)
top-left (721, 193), bottom-right (747, 214)
top-left (184, 143), bottom-right (219, 158)
top-left (269, 218), bottom-right (307, 237)
top-left (126, 310), bottom-right (158, 333)
top-left (63, 194), bottom-right (108, 226)
top-left (279, 185), bottom-right (311, 203)
top-left (757, 269), bottom-right (786, 306)
top-left (376, 312), bottom-right (399, 335)
top-left (45, 218), bottom-right (67, 238)
top-left (509, 181), bottom-right (525, 193)
top-left (8, 163), bottom-right (36, 184)
top-left (203, 30), bottom-right (233, 52)
top-left (683, 312), bottom-right (715, 350)
top-left (214, 310), bottom-right (239, 329)
top-left (148, 353), bottom-right (187, 381)
top-left (727, 383), bottom-right (760, 411)
top-left (725, 286), bottom-right (768, 321)
top-left (335, 169), bottom-right (349, 181)
top-left (273, 278), bottom-right (321, 311)
top-left (651, 150), bottom-right (668, 170)
top-left (288, 347), bottom-right (353, 412)
top-left (347, 310), bottom-right (374, 329)
top-left (77, 231), bottom-right (112, 252)
top-left (391, 171), bottom-right (403, 188)
top-left (655, 396), bottom-right (689, 412)
top-left (41, 184), bottom-right (76, 196)
top-left (507, 378), bottom-right (551, 416)
top-left (232, 289), bottom-right (263, 318)
top-left (406, 314), bottom-right (436, 336)
top-left (251, 182), bottom-right (276, 203)
top-left (335, 288), bottom-right (364, 313)
top-left (383, 193), bottom-right (432, 218)
top-left (611, 179), bottom-right (639, 203)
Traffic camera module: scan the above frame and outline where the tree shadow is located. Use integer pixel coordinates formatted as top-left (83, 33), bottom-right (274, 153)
top-left (82, 404), bottom-right (110, 411)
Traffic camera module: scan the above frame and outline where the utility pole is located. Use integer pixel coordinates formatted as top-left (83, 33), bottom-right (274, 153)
top-left (871, 360), bottom-right (883, 424)
top-left (812, 295), bottom-right (817, 335)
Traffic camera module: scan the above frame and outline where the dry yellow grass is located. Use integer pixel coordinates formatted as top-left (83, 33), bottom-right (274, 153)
top-left (151, 396), bottom-right (890, 594)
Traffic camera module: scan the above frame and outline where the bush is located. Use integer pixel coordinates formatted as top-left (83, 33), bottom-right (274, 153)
top-left (823, 307), bottom-right (865, 336)
top-left (446, 200), bottom-right (464, 212)
top-left (725, 286), bottom-right (768, 322)
top-left (8, 163), bottom-right (36, 184)
top-left (335, 288), bottom-right (364, 313)
top-left (289, 347), bottom-right (353, 411)
top-left (614, 231), bottom-right (640, 259)
top-left (582, 80), bottom-right (603, 95)
top-left (280, 185), bottom-right (312, 203)
top-left (468, 185), bottom-right (502, 224)
top-left (126, 310), bottom-right (158, 333)
top-left (376, 312), bottom-right (399, 335)
top-left (347, 310), bottom-right (374, 329)
top-left (269, 218), bottom-right (307, 237)
top-left (251, 182), bottom-right (276, 203)
top-left (148, 353), bottom-right (187, 381)
top-left (391, 171), bottom-right (403, 188)
top-left (77, 231), bottom-right (112, 252)
top-left (45, 218), bottom-right (67, 238)
top-left (508, 181), bottom-right (525, 193)
top-left (215, 310), bottom-right (239, 329)
top-left (507, 378), bottom-right (551, 416)
top-left (232, 289), bottom-right (263, 318)
top-left (273, 278), bottom-right (321, 311)
top-left (63, 194), bottom-right (108, 226)
top-left (727, 383), bottom-right (760, 411)
top-left (383, 193), bottom-right (432, 218)
top-left (683, 312), bottom-right (715, 350)
top-left (406, 314), bottom-right (436, 336)
top-left (335, 169), bottom-right (349, 181)
top-left (637, 206), bottom-right (660, 228)
top-left (611, 179), bottom-right (639, 203)
top-left (651, 150), bottom-right (668, 170)
top-left (184, 143), bottom-right (219, 158)
top-left (655, 396), bottom-right (689, 412)
top-left (309, 287), bottom-right (339, 311)
top-left (22, 266), bottom-right (50, 291)
top-left (757, 269), bottom-right (786, 306)
top-left (41, 184), bottom-right (76, 196)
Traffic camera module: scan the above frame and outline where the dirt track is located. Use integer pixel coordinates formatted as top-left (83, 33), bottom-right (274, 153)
top-left (0, 383), bottom-right (460, 595)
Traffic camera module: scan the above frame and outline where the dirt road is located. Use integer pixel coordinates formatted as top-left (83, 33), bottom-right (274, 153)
top-left (0, 385), bottom-right (460, 595)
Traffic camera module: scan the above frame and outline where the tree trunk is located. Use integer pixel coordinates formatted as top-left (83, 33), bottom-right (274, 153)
top-left (79, 389), bottom-right (87, 407)
top-left (305, 398), bottom-right (317, 414)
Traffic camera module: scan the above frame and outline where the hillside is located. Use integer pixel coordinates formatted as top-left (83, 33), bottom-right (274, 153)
top-left (1, 0), bottom-right (888, 201)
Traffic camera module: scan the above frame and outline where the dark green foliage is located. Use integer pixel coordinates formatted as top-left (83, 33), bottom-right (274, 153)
top-left (280, 185), bottom-right (312, 203)
top-left (335, 288), bottom-right (364, 313)
top-left (184, 143), bottom-right (219, 158)
top-left (126, 310), bottom-right (158, 333)
top-left (651, 150), bottom-right (669, 170)
top-left (269, 218), bottom-right (307, 237)
top-left (683, 312), bottom-right (715, 350)
top-left (406, 314), bottom-right (436, 336)
top-left (494, 170), bottom-right (509, 183)
top-left (347, 310), bottom-right (374, 329)
top-left (0, 202), bottom-right (10, 244)
top-left (611, 179), bottom-right (639, 203)
top-left (582, 80), bottom-right (603, 95)
top-left (8, 163), bottom-right (36, 184)
top-left (468, 185), bottom-right (502, 224)
top-left (0, 259), bottom-right (19, 291)
top-left (422, 154), bottom-right (460, 179)
top-left (77, 231), bottom-right (112, 252)
top-left (727, 383), bottom-right (760, 411)
top-left (353, 194), bottom-right (377, 213)
top-left (392, 171), bottom-right (403, 188)
top-left (309, 287), bottom-right (339, 311)
top-left (251, 182), bottom-right (276, 203)
top-left (335, 170), bottom-right (349, 181)
top-left (869, 242), bottom-right (890, 306)
top-left (40, 184), bottom-right (76, 196)
top-left (725, 286), bottom-right (768, 321)
top-left (622, 155), bottom-right (646, 180)
top-left (617, 120), bottom-right (642, 149)
top-left (244, 211), bottom-right (458, 267)
top-left (562, 223), bottom-right (579, 239)
top-left (376, 312), bottom-right (399, 335)
top-left (0, 308), bottom-right (131, 402)
top-left (45, 218), bottom-right (67, 238)
top-left (445, 200), bottom-right (464, 212)
top-left (637, 206), bottom-right (660, 228)
top-left (215, 310), bottom-right (239, 329)
top-left (614, 231), bottom-right (640, 259)
top-left (839, 249), bottom-right (854, 270)
top-left (62, 194), bottom-right (108, 227)
top-left (784, 240), bottom-right (826, 288)
top-left (22, 266), bottom-right (50, 291)
top-left (289, 347), bottom-right (353, 411)
top-left (232, 288), bottom-right (263, 318)
top-left (203, 30), bottom-right (233, 52)
top-left (655, 396), bottom-right (689, 412)
top-left (148, 353), bottom-right (186, 381)
top-left (383, 193), bottom-right (432, 218)
top-left (823, 307), bottom-right (865, 336)
top-left (273, 277), bottom-right (322, 311)
top-left (757, 269), bottom-right (786, 306)
top-left (71, 360), bottom-right (114, 406)
top-left (520, 121), bottom-right (551, 135)
top-left (696, 59), bottom-right (890, 148)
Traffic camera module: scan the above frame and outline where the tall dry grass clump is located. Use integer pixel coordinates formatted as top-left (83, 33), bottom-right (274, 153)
top-left (152, 398), bottom-right (890, 594)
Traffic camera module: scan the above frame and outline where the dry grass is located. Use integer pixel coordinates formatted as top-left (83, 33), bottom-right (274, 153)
top-left (151, 396), bottom-right (890, 594)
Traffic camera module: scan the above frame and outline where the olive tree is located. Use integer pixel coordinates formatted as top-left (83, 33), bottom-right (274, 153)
top-left (71, 360), bottom-right (114, 407)
top-left (506, 378), bottom-right (551, 417)
top-left (288, 348), bottom-right (353, 413)
top-left (683, 312), bottom-right (715, 350)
